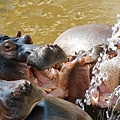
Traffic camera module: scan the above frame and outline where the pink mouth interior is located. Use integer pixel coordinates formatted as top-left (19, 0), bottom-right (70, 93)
top-left (30, 67), bottom-right (65, 98)
top-left (91, 82), bottom-right (117, 108)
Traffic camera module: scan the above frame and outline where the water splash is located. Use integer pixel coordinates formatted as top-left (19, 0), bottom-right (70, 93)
top-left (85, 48), bottom-right (110, 106)
top-left (108, 14), bottom-right (120, 50)
top-left (84, 14), bottom-right (120, 119)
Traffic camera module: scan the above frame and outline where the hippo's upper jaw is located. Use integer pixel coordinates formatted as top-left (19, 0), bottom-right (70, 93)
top-left (0, 80), bottom-right (45, 120)
top-left (27, 44), bottom-right (67, 70)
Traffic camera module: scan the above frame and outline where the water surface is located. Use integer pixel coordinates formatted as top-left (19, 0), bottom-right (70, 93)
top-left (0, 0), bottom-right (120, 44)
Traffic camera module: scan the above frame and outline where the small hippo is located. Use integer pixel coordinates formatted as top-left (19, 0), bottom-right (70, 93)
top-left (0, 80), bottom-right (45, 120)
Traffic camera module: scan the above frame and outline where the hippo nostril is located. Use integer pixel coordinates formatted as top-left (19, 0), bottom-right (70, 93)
top-left (25, 51), bottom-right (31, 55)
top-left (19, 84), bottom-right (24, 91)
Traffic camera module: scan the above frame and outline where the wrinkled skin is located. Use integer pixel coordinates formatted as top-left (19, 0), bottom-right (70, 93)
top-left (0, 80), bottom-right (45, 120)
top-left (54, 23), bottom-right (120, 119)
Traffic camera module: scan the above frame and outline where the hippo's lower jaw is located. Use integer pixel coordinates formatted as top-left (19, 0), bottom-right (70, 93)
top-left (89, 82), bottom-right (114, 108)
top-left (0, 80), bottom-right (45, 120)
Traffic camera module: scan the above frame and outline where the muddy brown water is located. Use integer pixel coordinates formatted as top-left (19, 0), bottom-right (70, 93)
top-left (0, 0), bottom-right (120, 45)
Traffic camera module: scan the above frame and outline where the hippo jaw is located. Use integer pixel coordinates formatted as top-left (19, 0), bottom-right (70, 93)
top-left (0, 39), bottom-right (67, 71)
top-left (0, 80), bottom-right (45, 120)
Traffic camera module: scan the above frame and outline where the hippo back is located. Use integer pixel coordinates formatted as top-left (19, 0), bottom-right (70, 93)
top-left (54, 24), bottom-right (112, 55)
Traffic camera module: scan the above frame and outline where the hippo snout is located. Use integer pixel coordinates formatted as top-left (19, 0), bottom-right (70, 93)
top-left (27, 44), bottom-right (67, 70)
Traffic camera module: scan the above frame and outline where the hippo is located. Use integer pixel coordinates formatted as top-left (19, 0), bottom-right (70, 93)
top-left (54, 23), bottom-right (120, 119)
top-left (0, 31), bottom-right (68, 81)
top-left (0, 80), bottom-right (45, 120)
top-left (0, 80), bottom-right (92, 120)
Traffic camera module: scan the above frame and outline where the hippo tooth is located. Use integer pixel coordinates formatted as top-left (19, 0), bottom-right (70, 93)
top-left (104, 97), bottom-right (109, 101)
top-left (90, 91), bottom-right (100, 106)
top-left (43, 88), bottom-right (52, 93)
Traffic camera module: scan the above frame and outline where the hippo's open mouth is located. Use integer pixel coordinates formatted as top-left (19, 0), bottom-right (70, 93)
top-left (90, 82), bottom-right (115, 108)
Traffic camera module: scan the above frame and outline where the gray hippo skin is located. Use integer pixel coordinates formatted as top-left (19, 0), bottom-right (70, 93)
top-left (0, 80), bottom-right (45, 120)
top-left (54, 24), bottom-right (112, 55)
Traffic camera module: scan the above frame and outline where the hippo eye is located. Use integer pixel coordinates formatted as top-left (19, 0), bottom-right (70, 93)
top-left (3, 40), bottom-right (16, 52)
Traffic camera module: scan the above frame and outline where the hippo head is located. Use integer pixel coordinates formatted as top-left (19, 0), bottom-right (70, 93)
top-left (0, 80), bottom-right (45, 120)
top-left (0, 31), bottom-right (67, 81)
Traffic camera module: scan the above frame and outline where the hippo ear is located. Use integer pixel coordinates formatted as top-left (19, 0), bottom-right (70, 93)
top-left (16, 31), bottom-right (21, 37)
